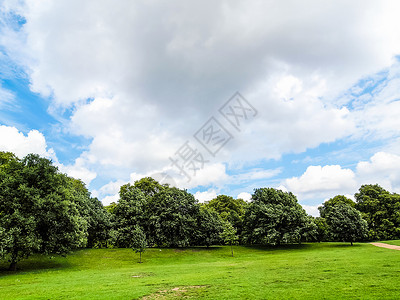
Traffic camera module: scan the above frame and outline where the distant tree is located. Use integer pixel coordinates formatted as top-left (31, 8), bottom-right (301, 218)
top-left (242, 188), bottom-right (314, 245)
top-left (146, 187), bottom-right (199, 247)
top-left (325, 204), bottom-right (368, 245)
top-left (131, 226), bottom-right (147, 263)
top-left (319, 195), bottom-right (356, 218)
top-left (0, 153), bottom-right (87, 271)
top-left (221, 222), bottom-right (239, 257)
top-left (194, 207), bottom-right (224, 247)
top-left (205, 195), bottom-right (246, 235)
top-left (314, 217), bottom-right (329, 242)
top-left (114, 184), bottom-right (147, 247)
top-left (355, 184), bottom-right (400, 240)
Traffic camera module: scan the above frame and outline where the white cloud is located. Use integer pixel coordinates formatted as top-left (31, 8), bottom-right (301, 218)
top-left (237, 192), bottom-right (251, 201)
top-left (0, 125), bottom-right (55, 159)
top-left (301, 204), bottom-right (320, 217)
top-left (194, 190), bottom-right (217, 203)
top-left (58, 157), bottom-right (97, 186)
top-left (2, 0), bottom-right (400, 198)
top-left (356, 152), bottom-right (400, 192)
top-left (101, 194), bottom-right (119, 206)
top-left (283, 165), bottom-right (357, 200)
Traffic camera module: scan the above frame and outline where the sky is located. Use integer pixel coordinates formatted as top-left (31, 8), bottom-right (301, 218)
top-left (1, 0), bottom-right (400, 216)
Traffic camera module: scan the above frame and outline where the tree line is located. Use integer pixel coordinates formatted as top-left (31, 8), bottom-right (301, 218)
top-left (1, 152), bottom-right (400, 269)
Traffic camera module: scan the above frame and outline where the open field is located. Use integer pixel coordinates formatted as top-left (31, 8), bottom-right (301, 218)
top-left (1, 242), bottom-right (400, 299)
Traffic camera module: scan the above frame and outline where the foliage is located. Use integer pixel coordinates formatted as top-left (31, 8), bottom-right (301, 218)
top-left (146, 187), bottom-right (199, 247)
top-left (113, 184), bottom-right (147, 247)
top-left (325, 204), bottom-right (368, 245)
top-left (242, 188), bottom-right (315, 245)
top-left (355, 184), bottom-right (400, 240)
top-left (0, 153), bottom-right (88, 270)
top-left (319, 195), bottom-right (356, 218)
top-left (204, 195), bottom-right (247, 234)
top-left (193, 207), bottom-right (224, 246)
top-left (133, 177), bottom-right (167, 198)
top-left (221, 221), bottom-right (239, 256)
top-left (313, 217), bottom-right (330, 242)
top-left (131, 225), bottom-right (147, 263)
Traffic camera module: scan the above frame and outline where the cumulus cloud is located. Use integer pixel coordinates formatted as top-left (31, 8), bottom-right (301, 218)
top-left (2, 0), bottom-right (400, 200)
top-left (237, 192), bottom-right (251, 201)
top-left (356, 152), bottom-right (400, 192)
top-left (283, 165), bottom-right (357, 200)
top-left (0, 125), bottom-right (55, 159)
top-left (282, 151), bottom-right (400, 209)
top-left (194, 190), bottom-right (217, 203)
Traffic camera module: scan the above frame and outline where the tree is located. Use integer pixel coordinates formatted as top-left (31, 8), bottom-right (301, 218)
top-left (194, 207), bottom-right (224, 247)
top-left (221, 222), bottom-right (239, 257)
top-left (242, 188), bottom-right (315, 245)
top-left (114, 184), bottom-right (147, 247)
top-left (131, 226), bottom-right (147, 263)
top-left (146, 187), bottom-right (199, 247)
top-left (204, 195), bottom-right (247, 235)
top-left (0, 153), bottom-right (88, 270)
top-left (325, 204), bottom-right (368, 245)
top-left (355, 184), bottom-right (400, 240)
top-left (319, 195), bottom-right (356, 218)
top-left (133, 177), bottom-right (167, 198)
top-left (314, 217), bottom-right (329, 242)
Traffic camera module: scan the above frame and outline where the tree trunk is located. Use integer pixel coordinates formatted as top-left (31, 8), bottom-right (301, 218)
top-left (351, 241), bottom-right (353, 246)
top-left (139, 252), bottom-right (142, 263)
top-left (8, 261), bottom-right (17, 271)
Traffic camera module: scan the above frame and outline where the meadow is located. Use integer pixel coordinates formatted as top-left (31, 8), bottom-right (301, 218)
top-left (1, 242), bottom-right (399, 299)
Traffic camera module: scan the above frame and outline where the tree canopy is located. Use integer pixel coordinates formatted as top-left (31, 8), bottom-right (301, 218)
top-left (242, 188), bottom-right (316, 245)
top-left (355, 184), bottom-right (400, 240)
top-left (0, 153), bottom-right (89, 270)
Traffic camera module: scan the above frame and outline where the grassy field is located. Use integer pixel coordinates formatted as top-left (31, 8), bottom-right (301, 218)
top-left (381, 240), bottom-right (400, 246)
top-left (1, 242), bottom-right (400, 299)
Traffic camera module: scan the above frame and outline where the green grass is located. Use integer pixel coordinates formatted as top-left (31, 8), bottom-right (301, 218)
top-left (1, 242), bottom-right (400, 299)
top-left (381, 240), bottom-right (400, 246)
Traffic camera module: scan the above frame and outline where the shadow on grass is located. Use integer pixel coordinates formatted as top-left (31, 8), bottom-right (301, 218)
top-left (0, 256), bottom-right (71, 276)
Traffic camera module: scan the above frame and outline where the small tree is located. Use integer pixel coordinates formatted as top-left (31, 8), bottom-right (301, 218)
top-left (131, 226), bottom-right (147, 263)
top-left (221, 222), bottom-right (239, 257)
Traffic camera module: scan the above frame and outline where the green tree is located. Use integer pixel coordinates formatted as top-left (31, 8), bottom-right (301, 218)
top-left (325, 204), bottom-right (368, 245)
top-left (242, 188), bottom-right (314, 245)
top-left (0, 153), bottom-right (87, 270)
top-left (314, 217), bottom-right (329, 242)
top-left (194, 207), bottom-right (224, 247)
top-left (131, 226), bottom-right (147, 263)
top-left (205, 195), bottom-right (247, 235)
top-left (355, 184), bottom-right (400, 240)
top-left (146, 187), bottom-right (199, 247)
top-left (319, 195), bottom-right (356, 218)
top-left (221, 222), bottom-right (239, 256)
top-left (114, 184), bottom-right (147, 247)
top-left (133, 177), bottom-right (167, 198)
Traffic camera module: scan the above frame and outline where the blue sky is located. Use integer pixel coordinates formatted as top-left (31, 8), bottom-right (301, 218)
top-left (1, 1), bottom-right (400, 216)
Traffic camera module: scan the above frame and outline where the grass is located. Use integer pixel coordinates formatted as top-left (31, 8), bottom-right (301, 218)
top-left (1, 242), bottom-right (400, 299)
top-left (381, 240), bottom-right (400, 246)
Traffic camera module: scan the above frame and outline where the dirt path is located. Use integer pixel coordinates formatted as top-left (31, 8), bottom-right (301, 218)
top-left (370, 242), bottom-right (400, 250)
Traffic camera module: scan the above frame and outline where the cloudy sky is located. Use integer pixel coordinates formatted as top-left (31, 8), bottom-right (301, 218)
top-left (1, 0), bottom-right (400, 216)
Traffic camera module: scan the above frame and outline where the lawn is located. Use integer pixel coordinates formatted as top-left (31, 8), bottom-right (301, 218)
top-left (381, 240), bottom-right (400, 246)
top-left (1, 242), bottom-right (400, 299)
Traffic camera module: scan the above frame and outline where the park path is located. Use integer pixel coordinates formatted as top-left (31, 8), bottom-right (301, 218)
top-left (370, 242), bottom-right (400, 250)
